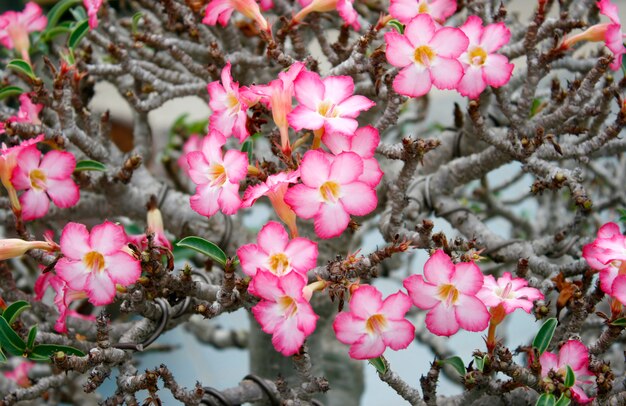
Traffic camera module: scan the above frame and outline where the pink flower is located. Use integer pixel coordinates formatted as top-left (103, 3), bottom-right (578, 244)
top-left (127, 206), bottom-right (172, 250)
top-left (207, 63), bottom-right (257, 143)
top-left (284, 150), bottom-right (377, 239)
top-left (0, 2), bottom-right (47, 63)
top-left (35, 272), bottom-right (92, 333)
top-left (177, 134), bottom-right (203, 175)
top-left (333, 285), bottom-right (415, 360)
top-left (477, 272), bottom-right (543, 314)
top-left (321, 125), bottom-right (383, 187)
top-left (0, 238), bottom-right (56, 260)
top-left (403, 250), bottom-right (489, 336)
top-left (250, 270), bottom-right (318, 356)
top-left (4, 361), bottom-right (34, 388)
top-left (0, 94), bottom-right (42, 136)
top-left (250, 62), bottom-right (305, 153)
top-left (582, 222), bottom-right (626, 304)
top-left (242, 170), bottom-right (300, 237)
top-left (84, 0), bottom-right (103, 29)
top-left (11, 146), bottom-right (80, 221)
top-left (385, 14), bottom-right (469, 98)
top-left (186, 130), bottom-right (248, 217)
top-left (203, 0), bottom-right (270, 33)
top-left (0, 135), bottom-right (44, 214)
top-left (287, 71), bottom-right (375, 139)
top-left (293, 0), bottom-right (360, 30)
top-left (55, 222), bottom-right (141, 306)
top-left (389, 0), bottom-right (456, 25)
top-left (539, 340), bottom-right (595, 404)
top-left (237, 221), bottom-right (317, 280)
top-left (457, 16), bottom-right (514, 99)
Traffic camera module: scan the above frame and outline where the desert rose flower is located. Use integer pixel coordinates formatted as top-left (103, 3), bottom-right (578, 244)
top-left (582, 222), bottom-right (626, 304)
top-left (237, 221), bottom-right (317, 280)
top-left (84, 0), bottom-right (104, 29)
top-left (478, 272), bottom-right (544, 315)
top-left (127, 206), bottom-right (172, 250)
top-left (0, 135), bottom-right (44, 214)
top-left (186, 130), bottom-right (248, 217)
top-left (177, 134), bottom-right (203, 175)
top-left (0, 238), bottom-right (57, 260)
top-left (333, 285), bottom-right (415, 360)
top-left (538, 340), bottom-right (595, 404)
top-left (203, 0), bottom-right (270, 33)
top-left (403, 249), bottom-right (489, 336)
top-left (4, 94), bottom-right (43, 131)
top-left (250, 270), bottom-right (318, 356)
top-left (4, 361), bottom-right (35, 388)
top-left (35, 272), bottom-right (93, 333)
top-left (457, 16), bottom-right (514, 99)
top-left (389, 0), bottom-right (456, 25)
top-left (55, 222), bottom-right (141, 306)
top-left (12, 146), bottom-right (80, 221)
top-left (0, 2), bottom-right (46, 63)
top-left (385, 14), bottom-right (469, 98)
top-left (284, 150), bottom-right (377, 239)
top-left (293, 0), bottom-right (360, 30)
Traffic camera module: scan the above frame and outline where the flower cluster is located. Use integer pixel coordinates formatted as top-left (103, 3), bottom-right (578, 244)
top-left (583, 222), bottom-right (626, 305)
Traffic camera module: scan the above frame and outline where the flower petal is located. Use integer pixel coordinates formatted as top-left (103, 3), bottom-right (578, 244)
top-left (293, 71), bottom-right (325, 110)
top-left (333, 312), bottom-right (366, 344)
top-left (300, 150), bottom-right (331, 188)
top-left (284, 237), bottom-right (318, 272)
top-left (314, 202), bottom-right (350, 239)
top-left (339, 182), bottom-right (377, 216)
top-left (284, 184), bottom-right (322, 219)
top-left (85, 271), bottom-right (117, 306)
top-left (403, 274), bottom-right (440, 309)
top-left (19, 189), bottom-right (49, 221)
top-left (349, 285), bottom-right (383, 319)
top-left (430, 27), bottom-right (469, 58)
top-left (423, 250), bottom-right (454, 285)
top-left (89, 221), bottom-right (127, 255)
top-left (450, 262), bottom-right (484, 295)
top-left (60, 222), bottom-right (91, 259)
top-left (430, 57), bottom-right (464, 90)
top-left (104, 252), bottom-right (141, 287)
top-left (454, 295), bottom-right (489, 332)
top-left (393, 64), bottom-right (432, 98)
top-left (55, 259), bottom-right (88, 291)
top-left (330, 151), bottom-right (363, 184)
top-left (380, 291), bottom-right (412, 319)
top-left (46, 178), bottom-right (79, 209)
top-left (425, 303), bottom-right (459, 336)
top-left (385, 31), bottom-right (416, 67)
top-left (382, 319), bottom-right (415, 350)
top-left (39, 150), bottom-right (76, 179)
top-left (349, 332), bottom-right (386, 359)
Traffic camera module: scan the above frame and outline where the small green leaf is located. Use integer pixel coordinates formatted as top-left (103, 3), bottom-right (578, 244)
top-left (41, 25), bottom-right (73, 42)
top-left (611, 317), bottom-right (626, 327)
top-left (30, 344), bottom-right (85, 359)
top-left (241, 140), bottom-right (253, 161)
top-left (74, 160), bottom-right (107, 172)
top-left (0, 348), bottom-right (6, 363)
top-left (440, 356), bottom-right (466, 376)
top-left (0, 317), bottom-right (26, 356)
top-left (564, 365), bottom-right (575, 388)
top-left (69, 6), bottom-right (88, 22)
top-left (176, 237), bottom-right (227, 266)
top-left (474, 355), bottom-right (487, 372)
top-left (368, 356), bottom-right (387, 374)
top-left (47, 0), bottom-right (83, 29)
top-left (6, 59), bottom-right (37, 80)
top-left (554, 394), bottom-right (571, 406)
top-left (536, 393), bottom-right (556, 406)
top-left (132, 12), bottom-right (144, 34)
top-left (68, 20), bottom-right (90, 50)
top-left (532, 318), bottom-right (558, 356)
top-left (387, 19), bottom-right (404, 34)
top-left (530, 98), bottom-right (543, 117)
top-left (0, 86), bottom-right (24, 100)
top-left (27, 325), bottom-right (37, 349)
top-left (2, 300), bottom-right (31, 325)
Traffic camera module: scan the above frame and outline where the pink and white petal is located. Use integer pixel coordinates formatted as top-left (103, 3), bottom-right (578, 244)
top-left (454, 295), bottom-right (490, 332)
top-left (300, 150), bottom-right (331, 188)
top-left (284, 238), bottom-right (318, 272)
top-left (293, 71), bottom-right (325, 109)
top-left (481, 22), bottom-right (511, 53)
top-left (190, 184), bottom-right (221, 217)
top-left (359, 158), bottom-right (383, 187)
top-left (457, 66), bottom-right (487, 99)
top-left (502, 298), bottom-right (534, 314)
top-left (611, 275), bottom-right (626, 305)
top-left (336, 95), bottom-right (375, 118)
top-left (324, 117), bottom-right (358, 135)
top-left (55, 259), bottom-right (89, 291)
top-left (380, 291), bottom-right (412, 319)
top-left (272, 316), bottom-right (306, 356)
top-left (598, 222), bottom-right (622, 239)
top-left (220, 62), bottom-right (234, 93)
top-left (384, 31), bottom-right (416, 67)
top-left (404, 14), bottom-right (436, 46)
top-left (207, 82), bottom-right (228, 109)
top-left (19, 189), bottom-right (49, 221)
top-left (15, 146), bottom-right (42, 176)
top-left (570, 386), bottom-right (593, 404)
top-left (425, 303), bottom-right (459, 336)
top-left (284, 185), bottom-right (322, 219)
top-left (450, 262), bottom-right (484, 295)
top-left (388, 0), bottom-right (418, 24)
top-left (598, 0), bottom-right (621, 24)
top-left (430, 57), bottom-right (464, 90)
top-left (349, 285), bottom-right (383, 319)
top-left (203, 131), bottom-right (227, 163)
top-left (295, 301), bottom-right (318, 336)
top-left (187, 151), bottom-right (212, 185)
top-left (210, 110), bottom-right (237, 138)
top-left (423, 250), bottom-right (454, 285)
top-left (249, 270), bottom-right (284, 301)
top-left (10, 163), bottom-right (31, 191)
top-left (349, 332), bottom-right (386, 359)
top-left (46, 178), bottom-right (79, 208)
top-left (103, 252), bottom-right (141, 286)
top-left (287, 106), bottom-right (325, 131)
top-left (515, 286), bottom-right (544, 302)
top-left (321, 131), bottom-right (351, 154)
top-left (322, 76), bottom-right (355, 104)
top-left (539, 352), bottom-right (559, 376)
top-left (237, 244), bottom-right (267, 276)
top-left (459, 15), bottom-right (484, 44)
top-left (330, 151), bottom-right (363, 184)
top-left (39, 150), bottom-right (76, 179)
top-left (217, 182), bottom-right (242, 215)
top-left (223, 150), bottom-right (249, 183)
top-left (59, 222), bottom-right (91, 259)
top-left (333, 312), bottom-right (366, 344)
top-left (483, 54), bottom-right (514, 87)
top-left (251, 301), bottom-right (284, 334)
top-left (429, 0), bottom-right (456, 22)
top-left (599, 267), bottom-right (619, 295)
top-left (314, 203), bottom-right (350, 239)
top-left (393, 64), bottom-right (432, 98)
top-left (278, 271), bottom-right (307, 299)
top-left (382, 319), bottom-right (415, 350)
top-left (241, 183), bottom-right (268, 207)
top-left (86, 272), bottom-right (117, 306)
top-left (430, 27), bottom-right (469, 58)
top-left (258, 221), bottom-right (289, 253)
top-left (351, 126), bottom-right (380, 157)
top-left (231, 111), bottom-right (250, 142)
top-left (89, 221), bottom-right (127, 255)
top-left (403, 274), bottom-right (440, 309)
top-left (340, 182), bottom-right (377, 216)
top-left (557, 340), bottom-right (589, 372)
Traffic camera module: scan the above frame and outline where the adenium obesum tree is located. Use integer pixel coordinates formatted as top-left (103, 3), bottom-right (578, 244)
top-left (0, 0), bottom-right (625, 404)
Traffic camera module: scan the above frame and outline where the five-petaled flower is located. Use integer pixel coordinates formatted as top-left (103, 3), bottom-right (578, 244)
top-left (333, 285), bottom-right (415, 360)
top-left (284, 150), bottom-right (377, 239)
top-left (250, 270), bottom-right (318, 356)
top-left (403, 249), bottom-right (489, 336)
top-left (477, 272), bottom-right (544, 315)
top-left (0, 2), bottom-right (47, 63)
top-left (55, 222), bottom-right (141, 306)
top-left (389, 0), bottom-right (456, 25)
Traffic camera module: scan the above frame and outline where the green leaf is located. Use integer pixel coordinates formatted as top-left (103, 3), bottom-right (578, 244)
top-left (27, 325), bottom-right (37, 349)
top-left (0, 86), bottom-right (24, 100)
top-left (241, 140), bottom-right (253, 161)
top-left (69, 6), bottom-right (88, 22)
top-left (368, 356), bottom-right (387, 374)
top-left (132, 12), bottom-right (144, 34)
top-left (387, 19), bottom-right (404, 34)
top-left (6, 59), bottom-right (37, 81)
top-left (0, 348), bottom-right (6, 363)
top-left (532, 318), bottom-right (558, 356)
top-left (530, 98), bottom-right (543, 117)
top-left (47, 0), bottom-right (83, 29)
top-left (41, 25), bottom-right (73, 42)
top-left (610, 317), bottom-right (626, 327)
top-left (2, 300), bottom-right (31, 325)
top-left (176, 237), bottom-right (227, 266)
top-left (440, 356), bottom-right (466, 376)
top-left (536, 393), bottom-right (556, 406)
top-left (0, 317), bottom-right (26, 356)
top-left (564, 365), bottom-right (575, 388)
top-left (474, 355), bottom-right (487, 372)
top-left (30, 344), bottom-right (85, 359)
top-left (74, 159), bottom-right (106, 172)
top-left (68, 20), bottom-right (90, 50)
top-left (554, 394), bottom-right (571, 406)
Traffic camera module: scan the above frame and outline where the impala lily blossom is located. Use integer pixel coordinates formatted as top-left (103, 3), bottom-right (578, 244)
top-left (385, 14), bottom-right (469, 98)
top-left (0, 135), bottom-right (44, 214)
top-left (293, 0), bottom-right (360, 30)
top-left (250, 270), bottom-right (318, 356)
top-left (55, 222), bottom-right (141, 306)
top-left (203, 0), bottom-right (271, 33)
top-left (35, 272), bottom-right (93, 333)
top-left (403, 249), bottom-right (489, 336)
top-left (333, 285), bottom-right (415, 360)
top-left (388, 0), bottom-right (456, 25)
top-left (0, 238), bottom-right (57, 260)
top-left (186, 130), bottom-right (248, 217)
top-left (582, 222), bottom-right (626, 304)
top-left (12, 146), bottom-right (80, 221)
top-left (0, 2), bottom-right (47, 63)
top-left (457, 16), bottom-right (514, 99)
top-left (284, 150), bottom-right (377, 239)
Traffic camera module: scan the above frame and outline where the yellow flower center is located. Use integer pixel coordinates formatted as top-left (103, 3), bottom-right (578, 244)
top-left (319, 181), bottom-right (341, 203)
top-left (29, 169), bottom-right (47, 190)
top-left (418, 2), bottom-right (429, 13)
top-left (414, 45), bottom-right (436, 67)
top-left (208, 163), bottom-right (227, 187)
top-left (365, 314), bottom-right (388, 334)
top-left (83, 251), bottom-right (106, 273)
top-left (437, 284), bottom-right (459, 306)
top-left (317, 100), bottom-right (339, 118)
top-left (268, 253), bottom-right (290, 275)
top-left (226, 93), bottom-right (240, 112)
top-left (277, 296), bottom-right (298, 317)
top-left (468, 46), bottom-right (488, 66)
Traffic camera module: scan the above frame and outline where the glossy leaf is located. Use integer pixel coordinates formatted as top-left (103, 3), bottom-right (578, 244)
top-left (0, 86), bottom-right (24, 100)
top-left (68, 20), bottom-right (90, 50)
top-left (132, 12), bottom-right (144, 34)
top-left (41, 24), bottom-right (73, 42)
top-left (74, 160), bottom-right (106, 172)
top-left (27, 325), bottom-right (38, 350)
top-left (30, 344), bottom-right (85, 359)
top-left (0, 348), bottom-right (6, 363)
top-left (532, 318), bottom-right (558, 356)
top-left (2, 300), bottom-right (30, 325)
top-left (241, 140), bottom-right (253, 161)
top-left (554, 394), bottom-right (571, 406)
top-left (368, 356), bottom-right (387, 374)
top-left (7, 59), bottom-right (37, 80)
top-left (387, 19), bottom-right (404, 34)
top-left (176, 236), bottom-right (227, 266)
top-left (474, 355), bottom-right (487, 372)
top-left (536, 393), bottom-right (556, 406)
top-left (440, 356), bottom-right (466, 376)
top-left (0, 317), bottom-right (26, 356)
top-left (47, 0), bottom-right (83, 29)
top-left (610, 317), bottom-right (626, 327)
top-left (564, 365), bottom-right (575, 388)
